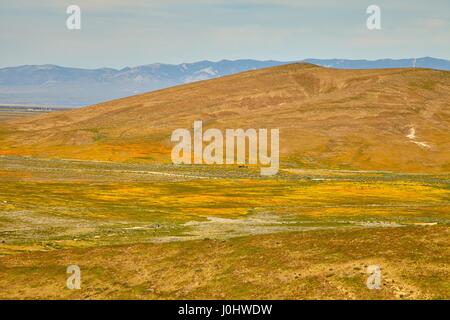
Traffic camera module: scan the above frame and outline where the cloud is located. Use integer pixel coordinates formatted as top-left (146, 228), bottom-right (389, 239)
top-left (0, 0), bottom-right (449, 68)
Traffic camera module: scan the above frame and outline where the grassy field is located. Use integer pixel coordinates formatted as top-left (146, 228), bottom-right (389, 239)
top-left (0, 156), bottom-right (448, 299)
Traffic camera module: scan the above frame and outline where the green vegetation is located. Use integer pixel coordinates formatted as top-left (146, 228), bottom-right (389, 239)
top-left (0, 156), bottom-right (448, 299)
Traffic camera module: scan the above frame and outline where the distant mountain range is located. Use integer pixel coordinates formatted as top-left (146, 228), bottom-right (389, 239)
top-left (0, 57), bottom-right (449, 107)
top-left (305, 57), bottom-right (450, 70)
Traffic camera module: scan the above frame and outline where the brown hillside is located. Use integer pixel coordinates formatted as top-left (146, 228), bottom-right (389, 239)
top-left (0, 63), bottom-right (449, 172)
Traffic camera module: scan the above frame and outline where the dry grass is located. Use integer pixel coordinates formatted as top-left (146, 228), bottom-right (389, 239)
top-left (0, 226), bottom-right (448, 300)
top-left (0, 64), bottom-right (449, 172)
top-left (0, 157), bottom-right (448, 299)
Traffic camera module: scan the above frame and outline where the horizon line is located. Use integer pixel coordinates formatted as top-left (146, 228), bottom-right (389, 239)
top-left (1, 56), bottom-right (448, 71)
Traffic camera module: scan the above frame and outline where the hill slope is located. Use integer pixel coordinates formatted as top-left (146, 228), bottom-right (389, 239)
top-left (0, 63), bottom-right (449, 173)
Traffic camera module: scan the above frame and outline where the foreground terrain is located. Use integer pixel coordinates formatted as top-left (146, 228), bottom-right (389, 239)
top-left (1, 222), bottom-right (448, 300)
top-left (0, 156), bottom-right (448, 299)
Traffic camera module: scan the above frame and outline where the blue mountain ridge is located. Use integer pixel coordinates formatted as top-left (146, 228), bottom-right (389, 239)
top-left (0, 57), bottom-right (448, 107)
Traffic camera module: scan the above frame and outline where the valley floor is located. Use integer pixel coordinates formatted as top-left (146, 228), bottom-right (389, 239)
top-left (0, 156), bottom-right (449, 299)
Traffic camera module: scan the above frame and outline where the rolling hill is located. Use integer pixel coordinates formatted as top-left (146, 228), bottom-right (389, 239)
top-left (0, 63), bottom-right (449, 173)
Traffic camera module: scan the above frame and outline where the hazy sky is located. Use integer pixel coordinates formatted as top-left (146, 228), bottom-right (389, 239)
top-left (0, 0), bottom-right (449, 68)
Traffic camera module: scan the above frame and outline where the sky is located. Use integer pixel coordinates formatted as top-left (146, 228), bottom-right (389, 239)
top-left (0, 0), bottom-right (449, 69)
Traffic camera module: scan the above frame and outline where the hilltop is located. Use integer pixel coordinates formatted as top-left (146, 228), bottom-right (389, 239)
top-left (1, 63), bottom-right (449, 173)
